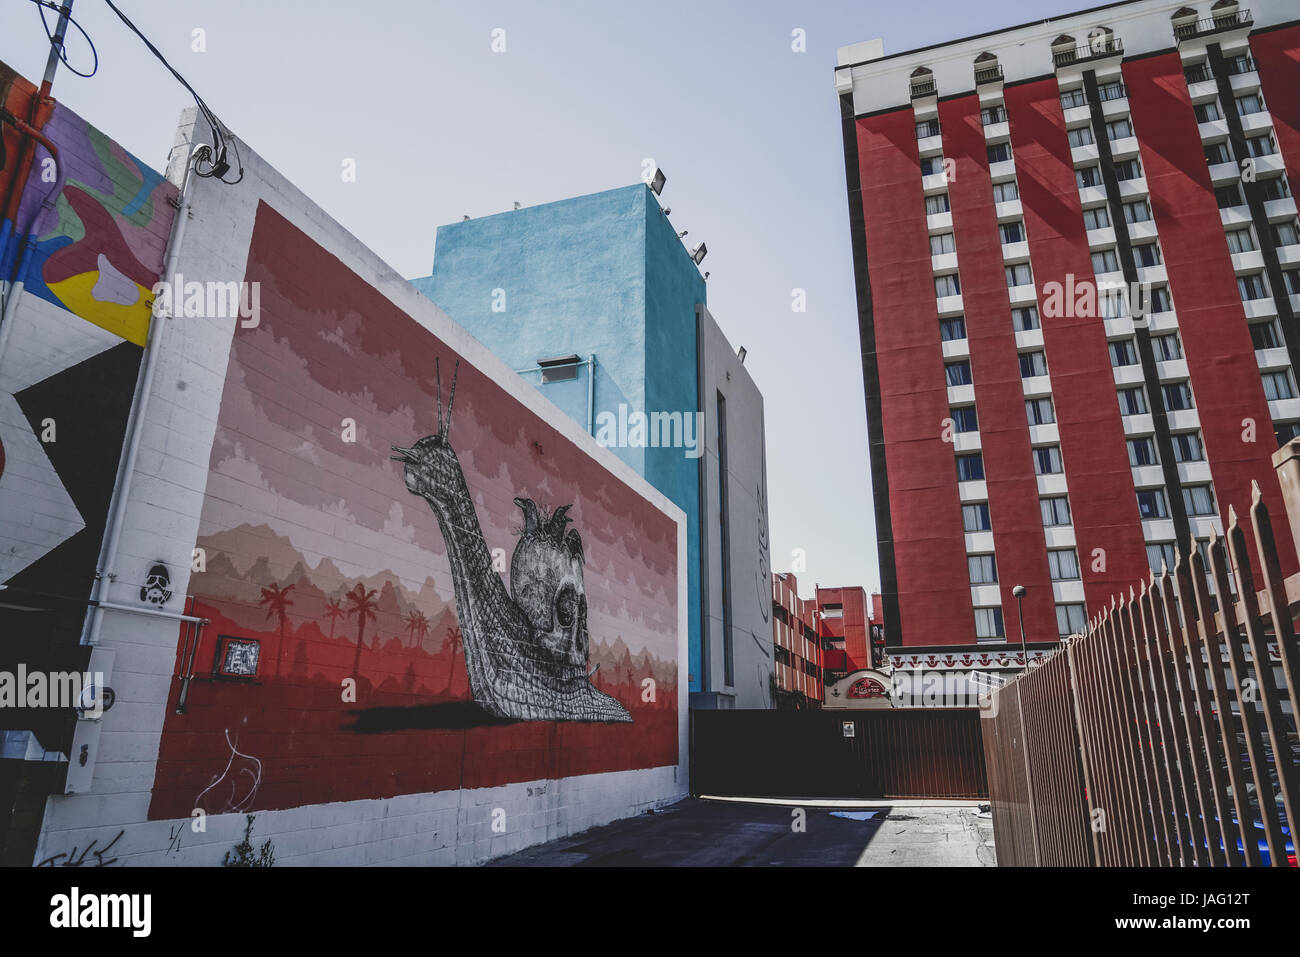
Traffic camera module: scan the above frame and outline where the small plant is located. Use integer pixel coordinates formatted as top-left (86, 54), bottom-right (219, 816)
top-left (222, 814), bottom-right (275, 867)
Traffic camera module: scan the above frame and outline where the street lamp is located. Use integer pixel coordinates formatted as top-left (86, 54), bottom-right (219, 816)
top-left (1012, 584), bottom-right (1028, 673)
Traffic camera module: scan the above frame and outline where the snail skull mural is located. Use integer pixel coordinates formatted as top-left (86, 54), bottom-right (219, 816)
top-left (393, 360), bottom-right (631, 724)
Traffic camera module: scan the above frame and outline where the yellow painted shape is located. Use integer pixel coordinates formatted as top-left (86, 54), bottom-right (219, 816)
top-left (46, 271), bottom-right (152, 347)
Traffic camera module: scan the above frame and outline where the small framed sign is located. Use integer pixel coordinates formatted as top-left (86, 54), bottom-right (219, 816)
top-left (842, 721), bottom-right (855, 738)
top-left (214, 636), bottom-right (261, 678)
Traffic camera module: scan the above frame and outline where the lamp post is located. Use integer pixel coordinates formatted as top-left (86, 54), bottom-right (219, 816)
top-left (1012, 584), bottom-right (1029, 673)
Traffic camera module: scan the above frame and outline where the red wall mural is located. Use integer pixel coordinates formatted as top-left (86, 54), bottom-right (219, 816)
top-left (147, 202), bottom-right (678, 819)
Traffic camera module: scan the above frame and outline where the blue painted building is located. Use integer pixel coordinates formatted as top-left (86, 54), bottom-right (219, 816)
top-left (412, 184), bottom-right (773, 708)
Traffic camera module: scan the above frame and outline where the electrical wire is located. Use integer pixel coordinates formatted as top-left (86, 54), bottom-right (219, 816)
top-left (98, 0), bottom-right (243, 183)
top-left (29, 0), bottom-right (98, 78)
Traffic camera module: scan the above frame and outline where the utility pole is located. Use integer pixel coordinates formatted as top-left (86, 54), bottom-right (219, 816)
top-left (40, 1), bottom-right (76, 96)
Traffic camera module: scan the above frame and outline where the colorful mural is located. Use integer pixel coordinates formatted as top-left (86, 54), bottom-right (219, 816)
top-left (0, 62), bottom-right (176, 759)
top-left (147, 201), bottom-right (679, 818)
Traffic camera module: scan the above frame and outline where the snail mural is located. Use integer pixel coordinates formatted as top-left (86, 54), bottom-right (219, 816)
top-left (392, 359), bottom-right (632, 723)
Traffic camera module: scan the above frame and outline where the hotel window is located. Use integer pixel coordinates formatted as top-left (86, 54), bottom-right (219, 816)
top-left (1067, 125), bottom-right (1094, 147)
top-left (1005, 263), bottom-right (1033, 288)
top-left (1172, 431), bottom-right (1204, 462)
top-left (1260, 176), bottom-right (1292, 202)
top-left (1162, 382), bottom-right (1194, 411)
top-left (1048, 549), bottom-right (1080, 581)
top-left (1234, 92), bottom-right (1264, 116)
top-left (1249, 320), bottom-right (1281, 350)
top-left (1149, 285), bottom-right (1173, 313)
top-left (1182, 484), bottom-right (1216, 516)
top-left (1136, 488), bottom-right (1168, 519)
top-left (1194, 101), bottom-right (1221, 123)
top-left (1114, 158), bottom-right (1142, 182)
top-left (1092, 248), bottom-right (1120, 274)
top-left (1082, 205), bottom-right (1110, 230)
top-left (968, 554), bottom-right (998, 585)
top-left (1060, 88), bottom-right (1088, 109)
top-left (1019, 350), bottom-right (1048, 378)
top-left (1152, 333), bottom-right (1181, 361)
top-left (1215, 183), bottom-right (1243, 209)
top-left (1237, 273), bottom-right (1268, 301)
top-left (981, 105), bottom-right (1007, 126)
top-left (987, 142), bottom-right (1013, 164)
top-left (1273, 220), bottom-right (1300, 247)
top-left (974, 607), bottom-right (1005, 640)
top-left (1106, 118), bottom-right (1133, 140)
top-left (1276, 421), bottom-right (1300, 447)
top-left (1013, 306), bottom-right (1040, 331)
top-left (1204, 141), bottom-right (1233, 165)
top-left (1147, 542), bottom-right (1177, 574)
top-left (999, 221), bottom-right (1024, 244)
top-left (925, 193), bottom-right (951, 215)
top-left (1056, 603), bottom-right (1087, 638)
top-left (1226, 54), bottom-right (1255, 76)
top-left (1076, 165), bottom-right (1103, 189)
top-left (963, 502), bottom-right (992, 532)
top-left (1041, 496), bottom-right (1071, 527)
top-left (1118, 385), bottom-right (1147, 415)
top-left (920, 154), bottom-right (946, 176)
top-left (1033, 445), bottom-right (1063, 475)
top-left (992, 180), bottom-right (1019, 203)
top-left (1225, 227), bottom-right (1255, 254)
top-left (951, 405), bottom-right (978, 432)
top-left (1263, 370), bottom-right (1296, 401)
top-left (1184, 61), bottom-right (1213, 83)
top-left (945, 360), bottom-right (973, 386)
top-left (1127, 436), bottom-right (1158, 466)
top-left (1097, 81), bottom-right (1126, 102)
top-left (930, 232), bottom-right (956, 255)
top-left (1099, 287), bottom-right (1129, 319)
top-left (1246, 133), bottom-right (1277, 158)
top-left (916, 118), bottom-right (941, 139)
top-left (940, 316), bottom-right (967, 341)
top-left (1122, 200), bottom-right (1151, 224)
top-left (1132, 242), bottom-right (1161, 267)
top-left (957, 452), bottom-right (985, 481)
top-left (936, 274), bottom-right (962, 297)
top-left (1109, 339), bottom-right (1138, 367)
top-left (1025, 397), bottom-right (1056, 426)
top-left (1285, 269), bottom-right (1300, 296)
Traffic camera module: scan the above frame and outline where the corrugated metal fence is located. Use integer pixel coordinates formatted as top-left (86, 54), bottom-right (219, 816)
top-left (984, 471), bottom-right (1300, 866)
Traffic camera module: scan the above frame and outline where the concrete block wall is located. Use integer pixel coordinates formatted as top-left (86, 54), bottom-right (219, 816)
top-left (31, 108), bottom-right (689, 867)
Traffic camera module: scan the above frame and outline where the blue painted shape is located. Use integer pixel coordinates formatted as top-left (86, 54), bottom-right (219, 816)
top-left (413, 183), bottom-right (709, 691)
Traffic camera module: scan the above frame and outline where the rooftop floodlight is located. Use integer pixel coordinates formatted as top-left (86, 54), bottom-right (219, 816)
top-left (737, 346), bottom-right (747, 364)
top-left (649, 167), bottom-right (667, 195)
top-left (690, 242), bottom-right (708, 265)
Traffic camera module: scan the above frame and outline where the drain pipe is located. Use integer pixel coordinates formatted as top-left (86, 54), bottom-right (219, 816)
top-left (82, 146), bottom-right (200, 647)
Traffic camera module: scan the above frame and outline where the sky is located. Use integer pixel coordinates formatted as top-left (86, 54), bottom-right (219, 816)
top-left (0, 0), bottom-right (1091, 599)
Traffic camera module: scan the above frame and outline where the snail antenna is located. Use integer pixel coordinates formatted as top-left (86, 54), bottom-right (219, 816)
top-left (443, 359), bottom-right (460, 439)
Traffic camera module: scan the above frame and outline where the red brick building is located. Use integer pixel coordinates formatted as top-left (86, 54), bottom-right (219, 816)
top-left (771, 573), bottom-right (824, 709)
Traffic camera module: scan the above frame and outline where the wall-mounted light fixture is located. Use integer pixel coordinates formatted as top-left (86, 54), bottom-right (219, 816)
top-left (691, 242), bottom-right (707, 265)
top-left (737, 346), bottom-right (747, 364)
top-left (649, 167), bottom-right (667, 195)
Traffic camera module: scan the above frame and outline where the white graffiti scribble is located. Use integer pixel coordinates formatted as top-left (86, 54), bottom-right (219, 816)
top-left (194, 729), bottom-right (262, 814)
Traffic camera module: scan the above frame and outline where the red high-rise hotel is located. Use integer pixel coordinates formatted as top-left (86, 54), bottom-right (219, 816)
top-left (837, 0), bottom-right (1300, 684)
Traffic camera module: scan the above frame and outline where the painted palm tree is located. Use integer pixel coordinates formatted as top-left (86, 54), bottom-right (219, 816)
top-left (345, 583), bottom-right (379, 678)
top-left (443, 625), bottom-right (463, 693)
top-left (258, 582), bottom-right (295, 677)
top-left (404, 609), bottom-right (430, 650)
top-left (324, 598), bottom-right (344, 640)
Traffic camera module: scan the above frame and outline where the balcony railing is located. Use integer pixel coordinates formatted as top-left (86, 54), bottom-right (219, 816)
top-left (1173, 9), bottom-right (1254, 43)
top-left (1052, 37), bottom-right (1124, 67)
top-left (910, 79), bottom-right (937, 99)
top-left (974, 64), bottom-right (1004, 86)
top-left (915, 119), bottom-right (941, 139)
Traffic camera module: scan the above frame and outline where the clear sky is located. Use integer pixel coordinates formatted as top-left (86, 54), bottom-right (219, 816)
top-left (1, 0), bottom-right (1089, 598)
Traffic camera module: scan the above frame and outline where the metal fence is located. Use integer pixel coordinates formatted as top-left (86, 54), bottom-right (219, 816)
top-left (984, 448), bottom-right (1300, 867)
